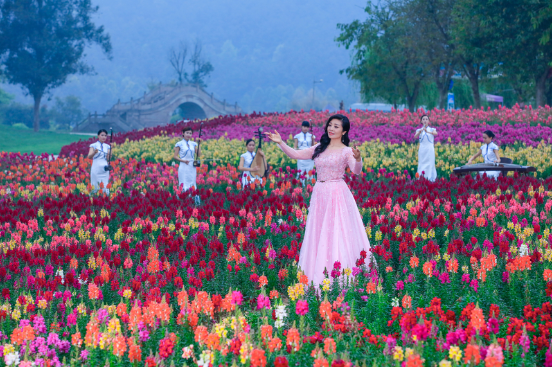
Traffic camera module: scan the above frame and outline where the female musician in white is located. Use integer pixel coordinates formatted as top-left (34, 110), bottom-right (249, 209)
top-left (173, 127), bottom-right (200, 191)
top-left (414, 115), bottom-right (437, 181)
top-left (238, 139), bottom-right (263, 188)
top-left (467, 130), bottom-right (501, 179)
top-left (87, 129), bottom-right (111, 194)
top-left (294, 120), bottom-right (316, 184)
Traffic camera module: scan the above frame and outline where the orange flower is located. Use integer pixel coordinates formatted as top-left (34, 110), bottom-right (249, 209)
top-left (268, 336), bottom-right (282, 352)
top-left (299, 273), bottom-right (309, 285)
top-left (464, 343), bottom-right (481, 364)
top-left (205, 333), bottom-right (220, 350)
top-left (405, 353), bottom-right (424, 367)
top-left (269, 290), bottom-right (279, 299)
top-left (385, 266), bottom-right (393, 273)
top-left (260, 324), bottom-right (273, 341)
top-left (469, 305), bottom-right (485, 332)
top-left (409, 256), bottom-right (419, 268)
top-left (314, 357), bottom-right (329, 367)
top-left (88, 283), bottom-right (100, 300)
top-left (402, 294), bottom-right (412, 309)
top-left (422, 261), bottom-right (433, 277)
top-left (323, 338), bottom-right (336, 354)
top-left (319, 301), bottom-right (332, 319)
top-left (71, 332), bottom-right (82, 348)
top-left (447, 258), bottom-right (459, 273)
top-left (251, 349), bottom-right (267, 367)
top-left (69, 257), bottom-right (78, 269)
top-left (286, 328), bottom-right (301, 352)
top-left (113, 334), bottom-right (127, 357)
top-left (128, 340), bottom-right (142, 362)
top-left (543, 269), bottom-right (552, 281)
top-left (194, 325), bottom-right (209, 345)
top-left (366, 282), bottom-right (376, 294)
top-left (258, 275), bottom-right (268, 287)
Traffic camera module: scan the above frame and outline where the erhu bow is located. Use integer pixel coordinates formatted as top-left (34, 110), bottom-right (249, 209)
top-left (250, 127), bottom-right (268, 178)
top-left (193, 122), bottom-right (203, 167)
top-left (104, 128), bottom-right (114, 172)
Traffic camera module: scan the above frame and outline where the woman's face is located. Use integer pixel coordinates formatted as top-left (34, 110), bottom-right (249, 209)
top-left (98, 132), bottom-right (107, 143)
top-left (301, 125), bottom-right (310, 133)
top-left (327, 119), bottom-right (345, 140)
top-left (483, 133), bottom-right (493, 144)
top-left (247, 141), bottom-right (256, 152)
top-left (183, 130), bottom-right (193, 140)
top-left (421, 116), bottom-right (429, 126)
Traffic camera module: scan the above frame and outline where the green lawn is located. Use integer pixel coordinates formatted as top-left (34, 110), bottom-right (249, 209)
top-left (0, 124), bottom-right (92, 155)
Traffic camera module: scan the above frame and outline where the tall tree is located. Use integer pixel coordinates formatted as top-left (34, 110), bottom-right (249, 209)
top-left (337, 2), bottom-right (430, 111)
top-left (406, 0), bottom-right (458, 109)
top-left (0, 0), bottom-right (112, 131)
top-left (186, 40), bottom-right (213, 88)
top-left (168, 41), bottom-right (188, 84)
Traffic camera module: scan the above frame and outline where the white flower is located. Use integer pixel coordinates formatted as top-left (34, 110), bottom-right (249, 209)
top-left (278, 219), bottom-right (284, 225)
top-left (56, 269), bottom-right (65, 281)
top-left (519, 242), bottom-right (529, 256)
top-left (5, 352), bottom-right (20, 366)
top-left (274, 304), bottom-right (287, 328)
top-left (197, 350), bottom-right (212, 367)
top-left (392, 297), bottom-right (399, 307)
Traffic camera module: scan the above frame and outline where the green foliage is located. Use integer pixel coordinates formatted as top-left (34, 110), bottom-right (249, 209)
top-left (51, 95), bottom-right (87, 130)
top-left (0, 0), bottom-right (112, 131)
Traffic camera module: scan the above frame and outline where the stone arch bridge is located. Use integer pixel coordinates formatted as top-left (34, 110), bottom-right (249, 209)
top-left (73, 83), bottom-right (242, 132)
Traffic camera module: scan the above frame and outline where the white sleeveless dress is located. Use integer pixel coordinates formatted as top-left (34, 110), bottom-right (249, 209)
top-left (175, 139), bottom-right (198, 191)
top-left (241, 151), bottom-right (258, 187)
top-left (416, 127), bottom-right (437, 181)
top-left (90, 141), bottom-right (110, 194)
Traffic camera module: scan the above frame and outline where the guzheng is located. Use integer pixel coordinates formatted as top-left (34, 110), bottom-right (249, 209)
top-left (453, 163), bottom-right (536, 175)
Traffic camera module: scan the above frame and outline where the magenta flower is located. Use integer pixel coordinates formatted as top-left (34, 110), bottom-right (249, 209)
top-left (295, 300), bottom-right (309, 316)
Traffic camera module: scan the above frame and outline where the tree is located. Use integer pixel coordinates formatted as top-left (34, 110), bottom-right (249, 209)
top-left (337, 2), bottom-right (431, 111)
top-left (186, 40), bottom-right (214, 88)
top-left (52, 95), bottom-right (86, 130)
top-left (406, 0), bottom-right (458, 109)
top-left (168, 41), bottom-right (188, 84)
top-left (0, 0), bottom-right (112, 131)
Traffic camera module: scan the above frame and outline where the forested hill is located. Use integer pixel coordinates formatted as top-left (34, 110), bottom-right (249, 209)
top-left (2, 0), bottom-right (362, 114)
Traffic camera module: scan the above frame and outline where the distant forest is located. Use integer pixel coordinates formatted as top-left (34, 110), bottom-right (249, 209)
top-left (1, 0), bottom-right (361, 115)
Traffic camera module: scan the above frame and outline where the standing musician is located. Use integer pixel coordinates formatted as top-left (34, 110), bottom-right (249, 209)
top-left (293, 121), bottom-right (316, 184)
top-left (87, 129), bottom-right (111, 194)
top-left (174, 127), bottom-right (201, 204)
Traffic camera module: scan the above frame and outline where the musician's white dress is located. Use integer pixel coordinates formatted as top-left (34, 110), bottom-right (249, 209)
top-left (241, 151), bottom-right (259, 187)
top-left (89, 141), bottom-right (110, 194)
top-left (479, 142), bottom-right (500, 179)
top-left (294, 132), bottom-right (315, 182)
top-left (416, 127), bottom-right (437, 181)
top-left (175, 139), bottom-right (198, 191)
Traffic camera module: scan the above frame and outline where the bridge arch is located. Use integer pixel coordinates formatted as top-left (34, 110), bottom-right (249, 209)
top-left (173, 102), bottom-right (207, 121)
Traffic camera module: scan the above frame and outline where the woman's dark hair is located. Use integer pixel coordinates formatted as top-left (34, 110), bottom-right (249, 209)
top-left (97, 129), bottom-right (108, 136)
top-left (483, 130), bottom-right (495, 139)
top-left (245, 139), bottom-right (255, 146)
top-left (182, 126), bottom-right (193, 133)
top-left (420, 114), bottom-right (429, 122)
top-left (312, 114), bottom-right (350, 160)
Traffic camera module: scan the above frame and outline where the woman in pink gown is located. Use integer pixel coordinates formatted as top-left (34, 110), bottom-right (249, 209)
top-left (267, 114), bottom-right (372, 287)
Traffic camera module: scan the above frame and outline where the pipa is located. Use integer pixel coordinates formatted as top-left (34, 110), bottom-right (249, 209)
top-left (250, 127), bottom-right (268, 178)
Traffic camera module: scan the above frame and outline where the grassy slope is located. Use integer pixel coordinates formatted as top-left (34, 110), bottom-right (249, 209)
top-left (0, 125), bottom-right (92, 155)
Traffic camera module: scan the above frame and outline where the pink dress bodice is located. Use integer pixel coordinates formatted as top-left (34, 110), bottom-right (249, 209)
top-left (278, 143), bottom-right (362, 181)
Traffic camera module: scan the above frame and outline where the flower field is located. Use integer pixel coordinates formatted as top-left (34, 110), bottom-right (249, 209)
top-left (60, 105), bottom-right (552, 178)
top-left (1, 106), bottom-right (552, 366)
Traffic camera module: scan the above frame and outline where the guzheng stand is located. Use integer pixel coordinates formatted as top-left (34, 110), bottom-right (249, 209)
top-left (452, 163), bottom-right (537, 177)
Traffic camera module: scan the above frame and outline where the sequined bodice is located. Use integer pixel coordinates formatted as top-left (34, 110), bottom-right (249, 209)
top-left (315, 148), bottom-right (354, 181)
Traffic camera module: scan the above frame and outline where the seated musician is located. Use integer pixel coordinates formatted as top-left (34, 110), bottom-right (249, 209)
top-left (467, 130), bottom-right (501, 179)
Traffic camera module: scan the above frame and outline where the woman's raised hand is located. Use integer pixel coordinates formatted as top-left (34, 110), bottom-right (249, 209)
top-left (266, 130), bottom-right (282, 144)
top-left (352, 144), bottom-right (361, 162)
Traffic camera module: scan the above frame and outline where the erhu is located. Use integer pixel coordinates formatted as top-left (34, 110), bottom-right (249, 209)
top-left (193, 122), bottom-right (203, 167)
top-left (250, 127), bottom-right (268, 178)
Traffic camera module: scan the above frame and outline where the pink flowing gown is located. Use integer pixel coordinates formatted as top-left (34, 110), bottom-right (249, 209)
top-left (278, 142), bottom-right (372, 286)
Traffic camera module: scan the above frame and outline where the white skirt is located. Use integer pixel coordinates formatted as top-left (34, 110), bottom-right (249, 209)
top-left (297, 159), bottom-right (315, 175)
top-left (91, 159), bottom-right (110, 192)
top-left (178, 162), bottom-right (197, 191)
top-left (417, 144), bottom-right (437, 181)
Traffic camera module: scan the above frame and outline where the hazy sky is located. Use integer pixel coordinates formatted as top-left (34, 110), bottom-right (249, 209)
top-left (3, 0), bottom-right (367, 113)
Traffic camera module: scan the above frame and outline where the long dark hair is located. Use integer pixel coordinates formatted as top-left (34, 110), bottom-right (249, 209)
top-left (312, 114), bottom-right (350, 160)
